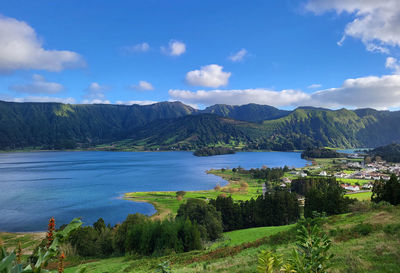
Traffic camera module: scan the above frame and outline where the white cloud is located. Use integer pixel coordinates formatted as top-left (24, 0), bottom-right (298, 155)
top-left (0, 15), bottom-right (84, 73)
top-left (115, 100), bottom-right (158, 105)
top-left (308, 83), bottom-right (322, 89)
top-left (386, 57), bottom-right (400, 74)
top-left (10, 96), bottom-right (75, 104)
top-left (81, 99), bottom-right (111, 104)
top-left (161, 40), bottom-right (186, 56)
top-left (306, 0), bottom-right (400, 52)
top-left (82, 82), bottom-right (109, 103)
top-left (170, 74), bottom-right (400, 109)
top-left (122, 42), bottom-right (150, 53)
top-left (169, 88), bottom-right (309, 107)
top-left (129, 80), bottom-right (154, 91)
top-left (9, 74), bottom-right (64, 94)
top-left (185, 64), bottom-right (231, 88)
top-left (309, 75), bottom-right (400, 109)
top-left (229, 49), bottom-right (248, 62)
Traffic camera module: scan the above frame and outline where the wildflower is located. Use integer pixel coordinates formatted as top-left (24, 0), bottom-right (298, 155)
top-left (47, 217), bottom-right (56, 248)
top-left (58, 252), bottom-right (66, 273)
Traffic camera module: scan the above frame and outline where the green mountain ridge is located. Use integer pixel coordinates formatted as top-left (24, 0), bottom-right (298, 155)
top-left (1, 100), bottom-right (400, 150)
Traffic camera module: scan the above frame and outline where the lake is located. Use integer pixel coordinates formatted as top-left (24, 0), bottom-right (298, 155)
top-left (0, 151), bottom-right (307, 232)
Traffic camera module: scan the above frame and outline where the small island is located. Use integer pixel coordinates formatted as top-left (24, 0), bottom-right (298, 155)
top-left (301, 147), bottom-right (341, 159)
top-left (193, 146), bottom-right (236, 157)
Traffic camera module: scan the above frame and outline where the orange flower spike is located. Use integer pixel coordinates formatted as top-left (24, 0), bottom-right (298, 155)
top-left (58, 252), bottom-right (66, 273)
top-left (46, 217), bottom-right (56, 248)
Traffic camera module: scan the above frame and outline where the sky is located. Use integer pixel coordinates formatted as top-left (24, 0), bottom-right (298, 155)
top-left (0, 0), bottom-right (400, 109)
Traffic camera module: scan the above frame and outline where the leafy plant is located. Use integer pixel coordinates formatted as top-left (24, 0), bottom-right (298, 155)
top-left (290, 224), bottom-right (333, 273)
top-left (154, 261), bottom-right (172, 273)
top-left (0, 218), bottom-right (86, 273)
top-left (257, 223), bottom-right (333, 273)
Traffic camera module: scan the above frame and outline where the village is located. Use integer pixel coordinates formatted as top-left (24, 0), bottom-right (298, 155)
top-left (280, 152), bottom-right (400, 194)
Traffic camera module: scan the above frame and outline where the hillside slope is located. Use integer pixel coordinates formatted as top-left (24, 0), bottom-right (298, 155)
top-left (2, 100), bottom-right (400, 150)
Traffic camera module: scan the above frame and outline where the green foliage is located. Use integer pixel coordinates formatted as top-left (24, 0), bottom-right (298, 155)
top-left (257, 223), bottom-right (333, 273)
top-left (2, 100), bottom-right (400, 151)
top-left (176, 199), bottom-right (223, 241)
top-left (291, 177), bottom-right (354, 217)
top-left (0, 218), bottom-right (84, 273)
top-left (372, 174), bottom-right (400, 205)
top-left (69, 213), bottom-right (203, 257)
top-left (193, 146), bottom-right (235, 157)
top-left (301, 147), bottom-right (341, 159)
top-left (369, 143), bottom-right (400, 163)
top-left (290, 224), bottom-right (333, 273)
top-left (210, 190), bottom-right (300, 232)
top-left (154, 261), bottom-right (172, 273)
top-left (257, 250), bottom-right (295, 273)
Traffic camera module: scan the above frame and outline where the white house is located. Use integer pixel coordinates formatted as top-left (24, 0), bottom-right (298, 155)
top-left (345, 185), bottom-right (360, 191)
top-left (319, 171), bottom-right (327, 176)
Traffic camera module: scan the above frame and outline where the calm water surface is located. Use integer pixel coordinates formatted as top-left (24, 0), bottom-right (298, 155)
top-left (0, 151), bottom-right (307, 232)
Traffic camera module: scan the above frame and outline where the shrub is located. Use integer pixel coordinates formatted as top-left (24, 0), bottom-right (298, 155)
top-left (351, 223), bottom-right (373, 236)
top-left (383, 223), bottom-right (400, 236)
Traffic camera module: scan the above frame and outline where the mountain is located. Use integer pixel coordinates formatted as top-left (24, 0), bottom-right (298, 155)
top-left (369, 143), bottom-right (400, 162)
top-left (0, 100), bottom-right (196, 149)
top-left (1, 100), bottom-right (400, 151)
top-left (201, 104), bottom-right (289, 122)
top-left (130, 107), bottom-right (400, 150)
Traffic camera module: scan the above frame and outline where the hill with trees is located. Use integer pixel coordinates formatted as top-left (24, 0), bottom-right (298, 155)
top-left (2, 100), bottom-right (400, 151)
top-left (369, 143), bottom-right (400, 163)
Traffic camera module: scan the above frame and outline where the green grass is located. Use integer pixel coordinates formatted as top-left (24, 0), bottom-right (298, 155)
top-left (346, 191), bottom-right (372, 201)
top-left (210, 224), bottom-right (295, 249)
top-left (64, 206), bottom-right (400, 273)
top-left (124, 169), bottom-right (263, 219)
top-left (337, 178), bottom-right (372, 185)
top-left (0, 232), bottom-right (44, 257)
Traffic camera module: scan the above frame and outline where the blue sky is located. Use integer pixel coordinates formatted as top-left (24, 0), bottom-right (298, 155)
top-left (0, 0), bottom-right (400, 109)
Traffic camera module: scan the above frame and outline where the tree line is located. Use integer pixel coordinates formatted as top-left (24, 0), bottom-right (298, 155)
top-left (210, 190), bottom-right (300, 231)
top-left (66, 176), bottom-right (354, 258)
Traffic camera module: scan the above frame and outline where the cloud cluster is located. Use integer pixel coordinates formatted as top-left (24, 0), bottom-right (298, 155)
top-left (82, 82), bottom-right (110, 104)
top-left (170, 74), bottom-right (400, 109)
top-left (386, 57), bottom-right (400, 74)
top-left (8, 96), bottom-right (75, 104)
top-left (122, 42), bottom-right (150, 53)
top-left (9, 74), bottom-right (64, 94)
top-left (0, 15), bottom-right (84, 73)
top-left (229, 49), bottom-right (248, 62)
top-left (115, 100), bottom-right (158, 106)
top-left (129, 80), bottom-right (154, 91)
top-left (308, 83), bottom-right (322, 89)
top-left (161, 40), bottom-right (186, 56)
top-left (169, 88), bottom-right (309, 107)
top-left (306, 0), bottom-right (400, 52)
top-left (185, 64), bottom-right (231, 88)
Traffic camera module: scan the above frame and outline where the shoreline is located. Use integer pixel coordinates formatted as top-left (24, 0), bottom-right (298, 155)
top-left (123, 169), bottom-right (264, 219)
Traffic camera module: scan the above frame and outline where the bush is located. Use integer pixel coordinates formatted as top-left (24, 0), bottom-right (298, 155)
top-left (348, 200), bottom-right (371, 213)
top-left (351, 223), bottom-right (373, 236)
top-left (383, 223), bottom-right (400, 236)
top-left (176, 198), bottom-right (223, 241)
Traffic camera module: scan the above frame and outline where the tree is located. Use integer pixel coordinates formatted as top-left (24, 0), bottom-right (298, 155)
top-left (176, 198), bottom-right (223, 240)
top-left (372, 174), bottom-right (400, 205)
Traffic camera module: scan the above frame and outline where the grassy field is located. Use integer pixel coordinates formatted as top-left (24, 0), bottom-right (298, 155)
top-left (0, 232), bottom-right (44, 257)
top-left (345, 191), bottom-right (372, 201)
top-left (210, 224), bottom-right (295, 249)
top-left (63, 205), bottom-right (400, 273)
top-left (124, 169), bottom-right (263, 219)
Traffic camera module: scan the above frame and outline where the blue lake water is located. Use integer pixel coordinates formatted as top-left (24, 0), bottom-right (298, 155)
top-left (0, 151), bottom-right (307, 232)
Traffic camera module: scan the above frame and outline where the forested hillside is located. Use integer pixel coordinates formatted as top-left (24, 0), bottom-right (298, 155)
top-left (1, 100), bottom-right (400, 151)
top-left (0, 101), bottom-right (195, 149)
